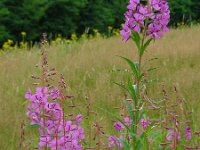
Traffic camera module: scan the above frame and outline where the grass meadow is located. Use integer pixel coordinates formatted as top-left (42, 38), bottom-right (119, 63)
top-left (0, 26), bottom-right (200, 149)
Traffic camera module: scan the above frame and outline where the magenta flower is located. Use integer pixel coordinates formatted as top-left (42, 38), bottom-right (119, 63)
top-left (36, 87), bottom-right (48, 95)
top-left (114, 122), bottom-right (125, 131)
top-left (25, 89), bottom-right (32, 99)
top-left (127, 0), bottom-right (139, 10)
top-left (185, 127), bottom-right (192, 140)
top-left (75, 114), bottom-right (83, 125)
top-left (121, 0), bottom-right (170, 41)
top-left (77, 126), bottom-right (85, 139)
top-left (140, 117), bottom-right (151, 129)
top-left (39, 135), bottom-right (51, 149)
top-left (34, 87), bottom-right (48, 102)
top-left (50, 87), bottom-right (60, 100)
top-left (166, 129), bottom-right (181, 141)
top-left (108, 135), bottom-right (124, 148)
top-left (120, 24), bottom-right (131, 42)
top-left (25, 87), bottom-right (85, 149)
top-left (124, 117), bottom-right (132, 127)
top-left (108, 136), bottom-right (117, 147)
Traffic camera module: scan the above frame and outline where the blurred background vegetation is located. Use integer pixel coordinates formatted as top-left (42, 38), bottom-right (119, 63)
top-left (0, 0), bottom-right (199, 46)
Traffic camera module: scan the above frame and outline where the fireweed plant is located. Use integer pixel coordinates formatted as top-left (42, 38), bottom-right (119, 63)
top-left (25, 34), bottom-right (85, 150)
top-left (112, 0), bottom-right (170, 148)
top-left (107, 0), bottom-right (196, 149)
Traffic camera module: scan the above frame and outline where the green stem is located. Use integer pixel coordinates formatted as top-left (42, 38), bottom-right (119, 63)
top-left (133, 21), bottom-right (147, 149)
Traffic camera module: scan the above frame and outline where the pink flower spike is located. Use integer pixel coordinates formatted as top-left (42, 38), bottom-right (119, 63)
top-left (108, 136), bottom-right (117, 148)
top-left (120, 29), bottom-right (131, 42)
top-left (127, 0), bottom-right (140, 10)
top-left (140, 117), bottom-right (151, 129)
top-left (166, 129), bottom-right (181, 141)
top-left (124, 117), bottom-right (132, 127)
top-left (50, 87), bottom-right (60, 100)
top-left (185, 127), bottom-right (192, 140)
top-left (114, 122), bottom-right (125, 131)
top-left (39, 135), bottom-right (51, 148)
top-left (133, 25), bottom-right (141, 33)
top-left (75, 114), bottom-right (83, 124)
top-left (121, 0), bottom-right (170, 41)
top-left (26, 86), bottom-right (85, 149)
top-left (25, 89), bottom-right (32, 99)
top-left (108, 135), bottom-right (124, 148)
top-left (163, 27), bottom-right (169, 32)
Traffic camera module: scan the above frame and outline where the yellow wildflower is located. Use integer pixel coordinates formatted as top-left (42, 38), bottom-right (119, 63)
top-left (21, 32), bottom-right (26, 36)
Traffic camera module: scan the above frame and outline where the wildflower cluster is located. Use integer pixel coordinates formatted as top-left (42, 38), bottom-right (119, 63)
top-left (166, 128), bottom-right (181, 141)
top-left (158, 86), bottom-right (195, 149)
top-left (108, 117), bottom-right (152, 148)
top-left (0, 27), bottom-right (120, 52)
top-left (185, 127), bottom-right (192, 140)
top-left (108, 118), bottom-right (132, 148)
top-left (140, 117), bottom-right (151, 129)
top-left (25, 87), bottom-right (85, 149)
top-left (120, 0), bottom-right (170, 41)
top-left (2, 39), bottom-right (14, 50)
top-left (164, 120), bottom-right (192, 148)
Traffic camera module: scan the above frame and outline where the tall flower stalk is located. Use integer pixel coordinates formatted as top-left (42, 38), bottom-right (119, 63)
top-left (109, 0), bottom-right (170, 149)
top-left (25, 34), bottom-right (85, 150)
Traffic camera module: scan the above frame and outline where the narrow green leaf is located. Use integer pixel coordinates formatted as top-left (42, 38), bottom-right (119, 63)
top-left (123, 100), bottom-right (135, 133)
top-left (123, 101), bottom-right (135, 120)
top-left (131, 32), bottom-right (141, 51)
top-left (27, 124), bottom-right (40, 129)
top-left (114, 82), bottom-right (134, 99)
top-left (123, 101), bottom-right (136, 134)
top-left (120, 56), bottom-right (139, 79)
top-left (141, 38), bottom-right (153, 56)
top-left (114, 78), bottom-right (138, 106)
top-left (127, 79), bottom-right (138, 104)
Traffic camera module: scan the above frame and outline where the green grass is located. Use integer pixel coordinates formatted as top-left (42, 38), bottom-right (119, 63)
top-left (0, 26), bottom-right (200, 149)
